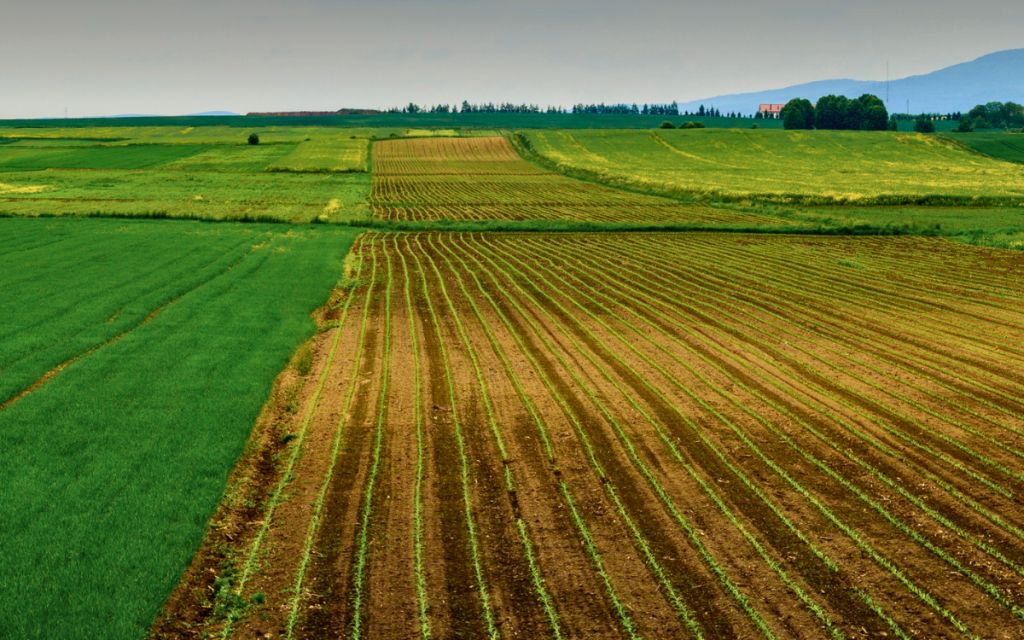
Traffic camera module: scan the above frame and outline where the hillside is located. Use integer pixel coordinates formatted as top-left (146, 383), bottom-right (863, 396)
top-left (680, 49), bottom-right (1024, 115)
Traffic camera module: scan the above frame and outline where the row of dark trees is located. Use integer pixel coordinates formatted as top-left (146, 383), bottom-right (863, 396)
top-left (780, 94), bottom-right (889, 131)
top-left (570, 103), bottom-right (739, 117)
top-left (389, 102), bottom-right (548, 114)
top-left (571, 102), bottom-right (681, 115)
top-left (389, 101), bottom-right (746, 118)
top-left (963, 102), bottom-right (1024, 130)
top-left (387, 99), bottom-right (1022, 130)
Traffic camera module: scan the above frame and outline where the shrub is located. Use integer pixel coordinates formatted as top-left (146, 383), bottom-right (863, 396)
top-left (680, 121), bottom-right (706, 129)
top-left (247, 133), bottom-right (260, 145)
top-left (659, 121), bottom-right (675, 129)
top-left (956, 119), bottom-right (974, 133)
top-left (914, 117), bottom-right (936, 134)
top-left (294, 344), bottom-right (314, 376)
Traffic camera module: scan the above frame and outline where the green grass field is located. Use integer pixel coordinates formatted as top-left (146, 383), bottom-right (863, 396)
top-left (518, 128), bottom-right (1024, 205)
top-left (267, 137), bottom-right (370, 173)
top-left (0, 128), bottom-right (374, 222)
top-left (0, 217), bottom-right (358, 639)
top-left (951, 132), bottom-right (1024, 163)
top-left (0, 144), bottom-right (211, 170)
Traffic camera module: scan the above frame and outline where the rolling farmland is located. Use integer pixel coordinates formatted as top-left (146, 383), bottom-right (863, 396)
top-left (371, 136), bottom-right (785, 224)
top-left (518, 128), bottom-right (1024, 205)
top-left (2, 121), bottom-right (1024, 639)
top-left (0, 217), bottom-right (358, 639)
top-left (182, 231), bottom-right (1024, 640)
top-left (0, 127), bottom-right (373, 222)
top-left (956, 132), bottom-right (1024, 164)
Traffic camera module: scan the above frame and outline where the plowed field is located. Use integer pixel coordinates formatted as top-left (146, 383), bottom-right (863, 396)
top-left (370, 136), bottom-right (785, 225)
top-left (199, 231), bottom-right (1024, 640)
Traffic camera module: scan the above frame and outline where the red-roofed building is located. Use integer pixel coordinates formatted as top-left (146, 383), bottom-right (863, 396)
top-left (758, 103), bottom-right (785, 119)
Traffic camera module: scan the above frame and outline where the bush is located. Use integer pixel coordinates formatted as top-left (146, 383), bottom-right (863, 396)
top-left (293, 344), bottom-right (314, 376)
top-left (781, 98), bottom-right (815, 130)
top-left (659, 121), bottom-right (675, 129)
top-left (680, 121), bottom-right (706, 129)
top-left (914, 117), bottom-right (936, 134)
top-left (966, 101), bottom-right (1024, 129)
top-left (956, 119), bottom-right (974, 133)
top-left (247, 133), bottom-right (260, 145)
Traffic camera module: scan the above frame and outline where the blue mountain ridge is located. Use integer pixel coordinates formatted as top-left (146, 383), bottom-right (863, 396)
top-left (679, 49), bottom-right (1024, 115)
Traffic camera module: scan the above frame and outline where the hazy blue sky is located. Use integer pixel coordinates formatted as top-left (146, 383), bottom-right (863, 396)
top-left (2, 0), bottom-right (1020, 118)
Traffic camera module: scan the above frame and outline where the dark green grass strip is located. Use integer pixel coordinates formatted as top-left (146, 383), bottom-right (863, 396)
top-left (0, 144), bottom-right (211, 170)
top-left (0, 218), bottom-right (357, 640)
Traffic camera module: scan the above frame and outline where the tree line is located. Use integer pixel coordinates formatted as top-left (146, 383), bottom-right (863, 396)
top-left (779, 94), bottom-right (890, 131)
top-left (384, 98), bottom-right (1023, 133)
top-left (389, 101), bottom-right (746, 118)
top-left (960, 102), bottom-right (1024, 131)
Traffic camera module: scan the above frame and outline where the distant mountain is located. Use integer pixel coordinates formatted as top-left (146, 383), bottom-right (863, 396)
top-left (90, 110), bottom-right (237, 118)
top-left (680, 49), bottom-right (1024, 115)
top-left (187, 110), bottom-right (239, 116)
top-left (245, 108), bottom-right (382, 117)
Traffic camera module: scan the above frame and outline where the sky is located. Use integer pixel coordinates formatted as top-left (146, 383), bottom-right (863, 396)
top-left (1, 0), bottom-right (1020, 118)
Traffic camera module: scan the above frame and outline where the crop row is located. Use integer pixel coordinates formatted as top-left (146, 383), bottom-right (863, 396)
top-left (215, 231), bottom-right (1023, 639)
top-left (372, 136), bottom-right (543, 176)
top-left (370, 136), bottom-right (775, 225)
top-left (458, 232), bottom-right (1024, 636)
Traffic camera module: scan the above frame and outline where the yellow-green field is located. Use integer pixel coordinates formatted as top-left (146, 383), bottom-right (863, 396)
top-left (518, 129), bottom-right (1024, 205)
top-left (0, 127), bottom-right (376, 222)
top-left (267, 138), bottom-right (370, 173)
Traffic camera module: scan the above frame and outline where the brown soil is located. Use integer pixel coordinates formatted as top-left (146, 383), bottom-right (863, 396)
top-left (157, 232), bottom-right (1024, 640)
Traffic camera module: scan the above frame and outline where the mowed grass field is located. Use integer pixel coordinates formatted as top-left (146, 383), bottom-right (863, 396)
top-left (0, 127), bottom-right (374, 222)
top-left (0, 217), bottom-right (358, 639)
top-left (518, 128), bottom-right (1024, 205)
top-left (185, 231), bottom-right (1024, 639)
top-left (370, 136), bottom-right (787, 225)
